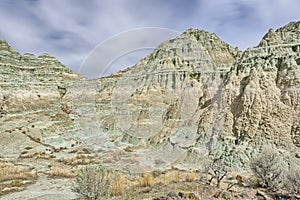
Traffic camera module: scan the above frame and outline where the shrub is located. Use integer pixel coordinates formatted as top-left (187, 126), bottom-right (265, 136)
top-left (245, 175), bottom-right (259, 188)
top-left (285, 167), bottom-right (300, 197)
top-left (205, 158), bottom-right (228, 187)
top-left (72, 165), bottom-right (112, 199)
top-left (250, 146), bottom-right (283, 191)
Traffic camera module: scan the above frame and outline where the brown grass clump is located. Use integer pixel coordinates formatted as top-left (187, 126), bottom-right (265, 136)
top-left (58, 155), bottom-right (96, 165)
top-left (0, 161), bottom-right (36, 182)
top-left (83, 158), bottom-right (91, 164)
top-left (50, 166), bottom-right (76, 177)
top-left (141, 173), bottom-right (154, 187)
top-left (160, 174), bottom-right (171, 186)
top-left (76, 154), bottom-right (82, 159)
top-left (103, 156), bottom-right (114, 163)
top-left (10, 179), bottom-right (23, 187)
top-left (185, 171), bottom-right (197, 182)
top-left (124, 146), bottom-right (133, 152)
top-left (112, 175), bottom-right (126, 196)
top-left (130, 155), bottom-right (137, 164)
top-left (114, 150), bottom-right (124, 161)
top-left (0, 161), bottom-right (6, 168)
top-left (61, 104), bottom-right (72, 114)
top-left (169, 169), bottom-right (179, 183)
top-left (158, 170), bottom-right (180, 186)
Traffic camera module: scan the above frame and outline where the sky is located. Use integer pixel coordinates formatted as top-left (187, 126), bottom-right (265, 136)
top-left (0, 0), bottom-right (299, 78)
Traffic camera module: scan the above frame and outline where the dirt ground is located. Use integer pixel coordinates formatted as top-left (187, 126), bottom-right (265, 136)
top-left (0, 174), bottom-right (77, 200)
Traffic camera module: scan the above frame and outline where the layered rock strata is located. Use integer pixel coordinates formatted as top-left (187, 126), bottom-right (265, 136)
top-left (1, 21), bottom-right (300, 171)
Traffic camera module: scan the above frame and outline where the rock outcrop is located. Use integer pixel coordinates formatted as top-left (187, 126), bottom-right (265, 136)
top-left (0, 21), bottom-right (300, 171)
top-left (0, 40), bottom-right (81, 156)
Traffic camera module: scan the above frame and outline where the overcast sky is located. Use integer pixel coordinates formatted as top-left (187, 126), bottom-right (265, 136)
top-left (0, 0), bottom-right (299, 78)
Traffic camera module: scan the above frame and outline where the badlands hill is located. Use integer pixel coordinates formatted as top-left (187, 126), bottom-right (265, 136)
top-left (0, 21), bottom-right (300, 199)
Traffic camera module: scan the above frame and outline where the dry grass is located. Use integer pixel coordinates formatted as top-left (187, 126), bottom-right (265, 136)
top-left (130, 155), bottom-right (137, 164)
top-left (160, 174), bottom-right (171, 186)
top-left (112, 175), bottom-right (126, 196)
top-left (0, 161), bottom-right (36, 182)
top-left (76, 154), bottom-right (82, 159)
top-left (170, 170), bottom-right (179, 183)
top-left (58, 154), bottom-right (96, 165)
top-left (124, 146), bottom-right (134, 152)
top-left (141, 173), bottom-right (154, 187)
top-left (185, 171), bottom-right (197, 182)
top-left (103, 156), bottom-right (114, 163)
top-left (10, 180), bottom-right (22, 187)
top-left (0, 161), bottom-right (6, 168)
top-left (61, 104), bottom-right (72, 114)
top-left (158, 170), bottom-right (180, 186)
top-left (114, 150), bottom-right (125, 161)
top-left (50, 166), bottom-right (76, 177)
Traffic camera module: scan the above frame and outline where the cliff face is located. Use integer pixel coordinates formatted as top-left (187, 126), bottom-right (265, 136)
top-left (0, 21), bottom-right (299, 171)
top-left (226, 21), bottom-right (300, 149)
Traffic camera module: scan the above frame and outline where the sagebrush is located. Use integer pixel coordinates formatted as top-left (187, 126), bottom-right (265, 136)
top-left (72, 165), bottom-right (112, 200)
top-left (250, 146), bottom-right (283, 191)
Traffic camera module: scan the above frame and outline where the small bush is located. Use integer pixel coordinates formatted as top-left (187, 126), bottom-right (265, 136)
top-left (205, 158), bottom-right (228, 187)
top-left (285, 167), bottom-right (300, 197)
top-left (250, 146), bottom-right (283, 191)
top-left (72, 165), bottom-right (112, 199)
top-left (245, 175), bottom-right (259, 188)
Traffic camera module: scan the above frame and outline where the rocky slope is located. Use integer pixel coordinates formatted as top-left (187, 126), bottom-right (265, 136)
top-left (0, 21), bottom-right (300, 175)
top-left (0, 40), bottom-right (81, 157)
top-left (89, 22), bottom-right (300, 170)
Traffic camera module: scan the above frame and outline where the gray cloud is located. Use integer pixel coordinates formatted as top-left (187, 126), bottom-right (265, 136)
top-left (79, 27), bottom-right (180, 78)
top-left (0, 0), bottom-right (299, 78)
top-left (189, 0), bottom-right (300, 49)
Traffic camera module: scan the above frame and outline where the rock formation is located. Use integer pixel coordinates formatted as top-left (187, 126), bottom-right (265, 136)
top-left (0, 21), bottom-right (300, 172)
top-left (0, 40), bottom-right (81, 156)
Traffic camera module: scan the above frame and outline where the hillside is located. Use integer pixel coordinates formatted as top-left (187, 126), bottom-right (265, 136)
top-left (0, 21), bottom-right (300, 199)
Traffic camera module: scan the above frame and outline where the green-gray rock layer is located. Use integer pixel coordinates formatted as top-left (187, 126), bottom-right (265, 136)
top-left (1, 21), bottom-right (300, 171)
